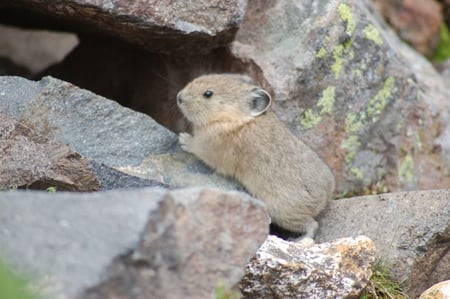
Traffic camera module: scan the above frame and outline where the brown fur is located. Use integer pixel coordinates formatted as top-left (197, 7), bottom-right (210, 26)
top-left (177, 74), bottom-right (335, 238)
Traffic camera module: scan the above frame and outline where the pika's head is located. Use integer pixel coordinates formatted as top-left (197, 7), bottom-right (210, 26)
top-left (177, 74), bottom-right (272, 127)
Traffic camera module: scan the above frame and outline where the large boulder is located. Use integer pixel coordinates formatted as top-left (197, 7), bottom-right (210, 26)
top-left (0, 187), bottom-right (269, 299)
top-left (316, 189), bottom-right (450, 298)
top-left (239, 235), bottom-right (376, 299)
top-left (0, 112), bottom-right (100, 191)
top-left (0, 0), bottom-right (248, 54)
top-left (0, 75), bottom-right (241, 191)
top-left (231, 0), bottom-right (450, 194)
top-left (371, 0), bottom-right (442, 56)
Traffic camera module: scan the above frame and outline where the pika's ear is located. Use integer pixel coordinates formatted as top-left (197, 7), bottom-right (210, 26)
top-left (248, 88), bottom-right (272, 117)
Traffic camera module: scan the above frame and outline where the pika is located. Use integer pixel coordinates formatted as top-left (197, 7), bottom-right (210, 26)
top-left (177, 74), bottom-right (335, 239)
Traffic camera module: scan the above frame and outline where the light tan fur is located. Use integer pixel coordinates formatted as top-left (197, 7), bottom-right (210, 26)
top-left (177, 74), bottom-right (335, 238)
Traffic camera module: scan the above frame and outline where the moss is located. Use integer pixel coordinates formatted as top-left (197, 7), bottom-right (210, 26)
top-left (317, 86), bottom-right (336, 115)
top-left (338, 3), bottom-right (355, 34)
top-left (331, 44), bottom-right (344, 79)
top-left (367, 77), bottom-right (395, 121)
top-left (398, 153), bottom-right (414, 183)
top-left (215, 282), bottom-right (241, 299)
top-left (316, 47), bottom-right (327, 58)
top-left (300, 108), bottom-right (322, 129)
top-left (0, 260), bottom-right (37, 299)
top-left (432, 23), bottom-right (450, 63)
top-left (360, 259), bottom-right (410, 299)
top-left (363, 24), bottom-right (383, 46)
top-left (46, 186), bottom-right (57, 193)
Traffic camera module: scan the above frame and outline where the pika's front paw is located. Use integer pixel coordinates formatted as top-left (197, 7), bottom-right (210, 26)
top-left (179, 132), bottom-right (193, 152)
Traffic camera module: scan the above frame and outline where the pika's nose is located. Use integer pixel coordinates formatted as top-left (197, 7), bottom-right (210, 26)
top-left (176, 92), bottom-right (183, 104)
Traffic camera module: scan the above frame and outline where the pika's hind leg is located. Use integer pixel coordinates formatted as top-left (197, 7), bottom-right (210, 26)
top-left (302, 217), bottom-right (319, 239)
top-left (275, 215), bottom-right (319, 240)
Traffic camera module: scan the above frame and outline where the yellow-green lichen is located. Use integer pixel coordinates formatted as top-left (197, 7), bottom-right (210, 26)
top-left (398, 153), bottom-right (414, 183)
top-left (345, 112), bottom-right (362, 134)
top-left (331, 44), bottom-right (344, 79)
top-left (344, 112), bottom-right (363, 163)
top-left (363, 24), bottom-right (383, 46)
top-left (396, 119), bottom-right (405, 131)
top-left (300, 109), bottom-right (322, 129)
top-left (367, 77), bottom-right (395, 121)
top-left (338, 3), bottom-right (355, 34)
top-left (317, 86), bottom-right (336, 114)
top-left (300, 86), bottom-right (336, 129)
top-left (316, 47), bottom-right (327, 58)
top-left (350, 167), bottom-right (364, 180)
top-left (344, 135), bottom-right (361, 163)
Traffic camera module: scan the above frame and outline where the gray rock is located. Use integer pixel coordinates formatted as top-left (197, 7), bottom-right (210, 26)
top-left (239, 235), bottom-right (376, 299)
top-left (316, 190), bottom-right (450, 298)
top-left (0, 112), bottom-right (100, 191)
top-left (0, 24), bottom-right (78, 74)
top-left (419, 280), bottom-right (450, 299)
top-left (231, 0), bottom-right (450, 193)
top-left (0, 75), bottom-right (240, 190)
top-left (0, 0), bottom-right (247, 54)
top-left (0, 187), bottom-right (269, 299)
top-left (89, 161), bottom-right (170, 190)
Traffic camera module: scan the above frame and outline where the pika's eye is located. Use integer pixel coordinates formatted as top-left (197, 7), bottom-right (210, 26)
top-left (203, 90), bottom-right (213, 98)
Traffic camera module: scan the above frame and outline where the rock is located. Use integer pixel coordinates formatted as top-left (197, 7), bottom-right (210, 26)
top-left (231, 0), bottom-right (450, 193)
top-left (316, 190), bottom-right (450, 298)
top-left (89, 161), bottom-right (170, 190)
top-left (0, 0), bottom-right (247, 54)
top-left (238, 235), bottom-right (376, 299)
top-left (419, 280), bottom-right (450, 299)
top-left (0, 187), bottom-right (269, 299)
top-left (0, 75), bottom-right (241, 191)
top-left (0, 24), bottom-right (78, 75)
top-left (371, 0), bottom-right (442, 56)
top-left (2, 0), bottom-right (450, 195)
top-left (0, 112), bottom-right (100, 191)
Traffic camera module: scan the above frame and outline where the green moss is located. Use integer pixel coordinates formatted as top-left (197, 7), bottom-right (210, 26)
top-left (317, 86), bottom-right (336, 115)
top-left (0, 260), bottom-right (37, 299)
top-left (363, 24), bottom-right (383, 46)
top-left (215, 282), bottom-right (241, 299)
top-left (360, 259), bottom-right (410, 299)
top-left (46, 186), bottom-right (57, 193)
top-left (316, 47), bottom-right (327, 58)
top-left (338, 3), bottom-right (355, 34)
top-left (367, 77), bottom-right (395, 121)
top-left (432, 23), bottom-right (450, 63)
top-left (331, 44), bottom-right (344, 79)
top-left (398, 153), bottom-right (414, 183)
top-left (300, 109), bottom-right (322, 129)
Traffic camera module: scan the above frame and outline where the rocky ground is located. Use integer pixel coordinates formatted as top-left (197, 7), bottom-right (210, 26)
top-left (0, 0), bottom-right (449, 298)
